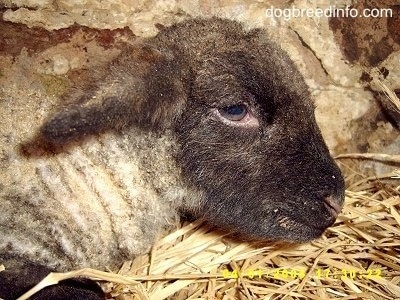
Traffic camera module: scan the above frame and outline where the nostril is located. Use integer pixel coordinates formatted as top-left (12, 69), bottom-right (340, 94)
top-left (323, 196), bottom-right (343, 218)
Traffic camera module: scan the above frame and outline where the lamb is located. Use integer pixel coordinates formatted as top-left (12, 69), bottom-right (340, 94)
top-left (0, 17), bottom-right (345, 299)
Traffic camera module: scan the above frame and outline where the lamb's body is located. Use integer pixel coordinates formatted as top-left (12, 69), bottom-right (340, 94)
top-left (0, 17), bottom-right (345, 299)
top-left (1, 126), bottom-right (181, 271)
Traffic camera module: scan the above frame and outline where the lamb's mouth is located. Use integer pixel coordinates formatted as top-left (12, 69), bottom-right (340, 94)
top-left (275, 205), bottom-right (340, 238)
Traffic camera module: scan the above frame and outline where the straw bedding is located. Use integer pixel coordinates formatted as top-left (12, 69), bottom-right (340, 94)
top-left (16, 163), bottom-right (400, 300)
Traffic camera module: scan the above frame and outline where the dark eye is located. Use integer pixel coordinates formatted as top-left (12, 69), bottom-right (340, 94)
top-left (218, 104), bottom-right (248, 121)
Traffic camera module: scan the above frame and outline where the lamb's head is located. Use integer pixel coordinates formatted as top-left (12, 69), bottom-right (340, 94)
top-left (40, 17), bottom-right (344, 243)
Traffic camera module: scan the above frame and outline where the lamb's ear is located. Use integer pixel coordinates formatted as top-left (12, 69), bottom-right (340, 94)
top-left (40, 44), bottom-right (189, 145)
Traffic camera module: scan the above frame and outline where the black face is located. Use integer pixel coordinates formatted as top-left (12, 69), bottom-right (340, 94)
top-left (38, 17), bottom-right (345, 242)
top-left (175, 47), bottom-right (344, 242)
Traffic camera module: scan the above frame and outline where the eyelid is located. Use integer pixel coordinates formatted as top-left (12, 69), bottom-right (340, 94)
top-left (219, 104), bottom-right (247, 121)
top-left (213, 105), bottom-right (259, 127)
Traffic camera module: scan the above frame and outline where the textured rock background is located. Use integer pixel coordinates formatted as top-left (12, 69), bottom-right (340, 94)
top-left (1, 0), bottom-right (399, 176)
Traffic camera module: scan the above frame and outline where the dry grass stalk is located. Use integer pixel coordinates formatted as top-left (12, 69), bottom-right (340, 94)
top-left (373, 76), bottom-right (400, 115)
top-left (14, 170), bottom-right (400, 300)
top-left (335, 153), bottom-right (400, 163)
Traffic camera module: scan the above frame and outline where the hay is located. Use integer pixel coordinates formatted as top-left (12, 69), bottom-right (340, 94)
top-left (372, 75), bottom-right (400, 115)
top-left (17, 165), bottom-right (400, 300)
top-left (335, 153), bottom-right (400, 164)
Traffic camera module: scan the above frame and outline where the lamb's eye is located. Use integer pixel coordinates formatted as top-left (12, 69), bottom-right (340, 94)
top-left (218, 104), bottom-right (248, 121)
top-left (214, 104), bottom-right (259, 127)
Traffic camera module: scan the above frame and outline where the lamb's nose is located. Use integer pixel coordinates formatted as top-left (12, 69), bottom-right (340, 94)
top-left (324, 196), bottom-right (343, 218)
